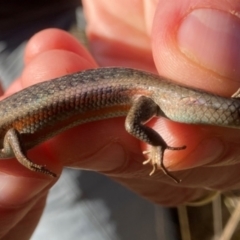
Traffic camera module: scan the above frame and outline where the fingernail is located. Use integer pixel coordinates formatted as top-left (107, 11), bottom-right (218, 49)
top-left (0, 174), bottom-right (49, 206)
top-left (177, 9), bottom-right (240, 80)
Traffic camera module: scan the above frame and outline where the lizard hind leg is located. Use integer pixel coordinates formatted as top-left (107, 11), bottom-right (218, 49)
top-left (0, 128), bottom-right (57, 177)
top-left (125, 96), bottom-right (186, 183)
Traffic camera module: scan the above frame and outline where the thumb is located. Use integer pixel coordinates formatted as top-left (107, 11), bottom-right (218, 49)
top-left (152, 0), bottom-right (240, 96)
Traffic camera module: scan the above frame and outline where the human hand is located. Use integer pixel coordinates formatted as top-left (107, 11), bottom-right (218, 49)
top-left (83, 0), bottom-right (240, 201)
top-left (2, 0), bottom-right (240, 238)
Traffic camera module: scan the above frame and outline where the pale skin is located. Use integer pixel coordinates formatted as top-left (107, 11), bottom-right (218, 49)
top-left (2, 0), bottom-right (240, 239)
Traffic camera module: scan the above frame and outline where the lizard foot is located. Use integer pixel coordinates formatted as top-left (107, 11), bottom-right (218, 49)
top-left (143, 144), bottom-right (186, 183)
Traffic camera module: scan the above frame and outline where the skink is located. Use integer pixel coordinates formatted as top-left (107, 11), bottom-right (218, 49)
top-left (1, 67), bottom-right (240, 183)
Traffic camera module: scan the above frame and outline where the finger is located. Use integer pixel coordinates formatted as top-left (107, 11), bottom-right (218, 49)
top-left (22, 49), bottom-right (95, 86)
top-left (1, 197), bottom-right (46, 239)
top-left (152, 0), bottom-right (240, 95)
top-left (83, 0), bottom-right (156, 72)
top-left (0, 30), bottom-right (79, 239)
top-left (117, 161), bottom-right (240, 206)
top-left (180, 162), bottom-right (240, 190)
top-left (112, 175), bottom-right (208, 206)
top-left (0, 29), bottom-right (98, 177)
top-left (0, 173), bottom-right (50, 239)
top-left (2, 47), bottom-right (96, 178)
top-left (4, 29), bottom-right (98, 97)
top-left (24, 28), bottom-right (96, 66)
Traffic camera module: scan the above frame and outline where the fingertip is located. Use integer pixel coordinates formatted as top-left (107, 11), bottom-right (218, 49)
top-left (152, 0), bottom-right (240, 95)
top-left (21, 49), bottom-right (96, 86)
top-left (24, 28), bottom-right (97, 66)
